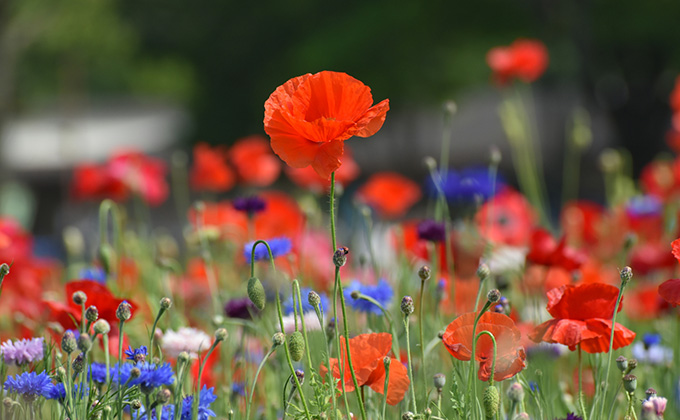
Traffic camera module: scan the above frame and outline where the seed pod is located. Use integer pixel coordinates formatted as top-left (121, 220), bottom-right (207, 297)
top-left (247, 277), bottom-right (266, 310)
top-left (483, 385), bottom-right (500, 419)
top-left (288, 331), bottom-right (305, 362)
top-left (433, 373), bottom-right (446, 391)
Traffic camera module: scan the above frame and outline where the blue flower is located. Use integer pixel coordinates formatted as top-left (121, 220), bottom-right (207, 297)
top-left (79, 267), bottom-right (107, 284)
top-left (46, 383), bottom-right (88, 401)
top-left (643, 333), bottom-right (662, 348)
top-left (284, 288), bottom-right (329, 315)
top-left (125, 345), bottom-right (148, 363)
top-left (553, 414), bottom-right (583, 420)
top-left (529, 381), bottom-right (539, 392)
top-left (232, 382), bottom-right (246, 397)
top-left (4, 371), bottom-right (54, 401)
top-left (89, 362), bottom-right (109, 384)
top-left (344, 279), bottom-right (393, 315)
top-left (244, 238), bottom-right (292, 264)
top-left (111, 362), bottom-right (134, 385)
top-left (181, 385), bottom-right (217, 420)
top-left (233, 196), bottom-right (267, 214)
top-left (425, 167), bottom-right (503, 203)
top-left (130, 362), bottom-right (175, 390)
top-left (626, 195), bottom-right (663, 218)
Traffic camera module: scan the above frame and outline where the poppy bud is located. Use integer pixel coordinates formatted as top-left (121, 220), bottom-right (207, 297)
top-left (98, 243), bottom-right (117, 275)
top-left (3, 397), bottom-right (12, 409)
top-left (131, 400), bottom-right (142, 410)
top-left (433, 373), bottom-right (446, 391)
top-left (400, 296), bottom-right (414, 316)
top-left (437, 330), bottom-right (445, 339)
top-left (272, 332), bottom-right (285, 347)
top-left (0, 263), bottom-right (9, 279)
top-left (215, 328), bottom-right (228, 342)
top-left (599, 148), bottom-right (622, 173)
top-left (93, 319), bottom-right (111, 335)
top-left (620, 266), bottom-right (633, 284)
top-left (477, 263), bottom-right (490, 280)
top-left (247, 277), bottom-right (266, 311)
top-left (423, 408), bottom-right (432, 418)
top-left (72, 291), bottom-right (87, 306)
top-left (616, 355), bottom-right (628, 372)
top-left (423, 156), bottom-right (437, 171)
top-left (85, 306), bottom-right (99, 323)
top-left (160, 297), bottom-right (172, 310)
top-left (483, 385), bottom-right (500, 419)
top-left (72, 352), bottom-right (85, 374)
top-left (333, 247), bottom-right (349, 267)
top-left (507, 382), bottom-right (524, 403)
top-left (487, 289), bottom-right (501, 303)
top-left (116, 301), bottom-right (132, 321)
top-left (61, 331), bottom-right (77, 354)
top-left (308, 291), bottom-right (321, 308)
top-left (77, 333), bottom-right (92, 353)
top-left (156, 389), bottom-right (172, 405)
top-left (622, 374), bottom-right (637, 393)
top-left (402, 412), bottom-right (415, 420)
top-left (288, 331), bottom-right (305, 362)
top-left (418, 265), bottom-right (431, 282)
top-left (350, 290), bottom-right (360, 300)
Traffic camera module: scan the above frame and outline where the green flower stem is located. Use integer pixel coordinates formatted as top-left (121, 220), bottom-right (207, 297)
top-left (148, 306), bottom-right (168, 359)
top-left (474, 331), bottom-right (497, 385)
top-left (403, 314), bottom-right (417, 414)
top-left (312, 302), bottom-right (338, 420)
top-left (354, 293), bottom-right (400, 357)
top-left (193, 339), bottom-right (222, 420)
top-left (418, 277), bottom-right (428, 401)
top-left (578, 345), bottom-right (588, 420)
top-left (195, 204), bottom-right (222, 314)
top-left (294, 281), bottom-right (314, 371)
top-left (467, 301), bottom-right (493, 418)
top-left (381, 360), bottom-right (391, 420)
top-left (597, 277), bottom-right (629, 419)
top-left (117, 319), bottom-right (125, 417)
top-left (98, 199), bottom-right (121, 251)
top-left (172, 359), bottom-right (189, 420)
top-left (245, 346), bottom-right (277, 420)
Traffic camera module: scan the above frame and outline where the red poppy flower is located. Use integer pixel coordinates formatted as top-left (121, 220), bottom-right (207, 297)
top-left (357, 172), bottom-right (422, 219)
top-left (486, 39), bottom-right (549, 85)
top-left (629, 241), bottom-right (676, 276)
top-left (320, 333), bottom-right (410, 405)
top-left (71, 164), bottom-right (128, 202)
top-left (0, 217), bottom-right (33, 262)
top-left (475, 189), bottom-right (537, 247)
top-left (285, 145), bottom-right (359, 193)
top-left (526, 228), bottom-right (587, 272)
top-left (442, 311), bottom-right (526, 381)
top-left (640, 160), bottom-right (678, 200)
top-left (560, 201), bottom-right (604, 248)
top-left (626, 284), bottom-right (669, 320)
top-left (659, 278), bottom-right (680, 306)
top-left (671, 76), bottom-right (680, 115)
top-left (530, 283), bottom-right (636, 353)
top-left (229, 135), bottom-right (281, 187)
top-left (190, 143), bottom-right (235, 192)
top-left (264, 71), bottom-right (389, 180)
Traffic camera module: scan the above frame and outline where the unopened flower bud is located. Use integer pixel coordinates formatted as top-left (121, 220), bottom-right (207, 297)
top-left (622, 374), bottom-right (637, 393)
top-left (438, 330), bottom-right (445, 339)
top-left (400, 296), bottom-right (414, 316)
top-left (131, 400), bottom-right (142, 410)
top-left (3, 397), bottom-right (12, 408)
top-left (490, 146), bottom-right (502, 165)
top-left (130, 367), bottom-right (141, 379)
top-left (288, 331), bottom-right (305, 362)
top-left (116, 301), bottom-right (132, 321)
top-left (383, 356), bottom-right (391, 368)
top-left (433, 373), bottom-right (446, 391)
top-left (61, 331), bottom-right (77, 354)
top-left (626, 358), bottom-right (637, 374)
top-left (72, 352), bottom-right (85, 374)
top-left (308, 291), bottom-right (321, 308)
top-left (160, 297), bottom-right (172, 310)
top-left (326, 318), bottom-right (336, 340)
top-left (0, 263), bottom-right (9, 279)
top-left (247, 277), bottom-right (266, 311)
top-left (477, 263), bottom-right (490, 280)
top-left (85, 306), bottom-right (99, 323)
top-left (72, 291), bottom-right (87, 306)
top-left (402, 412), bottom-right (415, 420)
top-left (487, 289), bottom-right (501, 303)
top-left (93, 319), bottom-right (111, 335)
top-left (507, 382), bottom-right (524, 402)
top-left (350, 290), bottom-right (360, 300)
top-left (418, 265), bottom-right (431, 282)
top-left (620, 266), bottom-right (633, 284)
top-left (215, 328), bottom-right (228, 342)
top-left (292, 369), bottom-right (305, 387)
top-left (177, 352), bottom-right (190, 365)
top-left (77, 333), bottom-right (92, 353)
top-left (444, 100), bottom-right (457, 116)
top-left (56, 367), bottom-right (66, 382)
top-left (616, 355), bottom-right (628, 372)
top-left (483, 385), bottom-right (500, 418)
top-left (273, 332), bottom-right (285, 347)
top-left (423, 156), bottom-right (438, 171)
top-left (333, 247), bottom-right (349, 267)
top-left (156, 389), bottom-right (172, 405)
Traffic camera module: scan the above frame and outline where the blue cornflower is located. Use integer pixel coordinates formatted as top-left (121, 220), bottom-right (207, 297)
top-left (425, 167), bottom-right (504, 203)
top-left (284, 288), bottom-right (329, 315)
top-left (89, 362), bottom-right (109, 384)
top-left (46, 383), bottom-right (88, 401)
top-left (529, 381), bottom-right (539, 392)
top-left (244, 237), bottom-right (292, 264)
top-left (344, 279), bottom-right (393, 315)
top-left (180, 385), bottom-right (217, 420)
top-left (626, 195), bottom-right (663, 218)
top-left (79, 267), bottom-right (107, 283)
top-left (232, 382), bottom-right (246, 397)
top-left (125, 345), bottom-right (148, 363)
top-left (111, 362), bottom-right (134, 385)
top-left (643, 333), bottom-right (662, 348)
top-left (632, 334), bottom-right (672, 365)
top-left (4, 371), bottom-right (54, 401)
top-left (130, 362), bottom-right (175, 390)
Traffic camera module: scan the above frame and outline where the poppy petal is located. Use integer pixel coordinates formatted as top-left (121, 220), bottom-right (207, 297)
top-left (659, 278), bottom-right (680, 305)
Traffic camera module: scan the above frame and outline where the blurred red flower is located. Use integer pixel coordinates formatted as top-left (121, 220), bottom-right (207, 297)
top-left (560, 201), bottom-right (604, 248)
top-left (486, 39), bottom-right (548, 85)
top-left (357, 172), bottom-right (421, 219)
top-left (442, 311), bottom-right (526, 381)
top-left (190, 143), bottom-right (235, 192)
top-left (229, 135), bottom-right (281, 187)
top-left (639, 159), bottom-right (678, 200)
top-left (0, 217), bottom-right (33, 262)
top-left (526, 228), bottom-right (587, 272)
top-left (320, 332), bottom-right (409, 405)
top-left (264, 71), bottom-right (389, 179)
top-left (530, 283), bottom-right (636, 353)
top-left (285, 146), bottom-right (359, 193)
top-left (475, 189), bottom-right (537, 247)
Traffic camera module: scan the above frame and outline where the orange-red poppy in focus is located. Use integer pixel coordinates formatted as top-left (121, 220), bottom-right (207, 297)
top-left (442, 311), bottom-right (526, 381)
top-left (320, 333), bottom-right (409, 405)
top-left (530, 283), bottom-right (636, 353)
top-left (264, 71), bottom-right (389, 180)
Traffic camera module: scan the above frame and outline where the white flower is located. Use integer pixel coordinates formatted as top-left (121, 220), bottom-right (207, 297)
top-left (280, 311), bottom-right (322, 334)
top-left (631, 341), bottom-right (672, 365)
top-left (488, 246), bottom-right (527, 275)
top-left (161, 327), bottom-right (211, 359)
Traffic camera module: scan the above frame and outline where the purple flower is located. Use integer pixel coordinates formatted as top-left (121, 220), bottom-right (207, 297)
top-left (553, 414), bottom-right (583, 420)
top-left (626, 195), bottom-right (663, 218)
top-left (244, 238), bottom-right (292, 263)
top-left (233, 196), bottom-right (266, 214)
top-left (425, 167), bottom-right (504, 203)
top-left (417, 220), bottom-right (446, 242)
top-left (79, 267), bottom-right (107, 284)
top-left (4, 371), bottom-right (54, 401)
top-left (225, 297), bottom-right (259, 319)
top-left (1, 337), bottom-right (44, 365)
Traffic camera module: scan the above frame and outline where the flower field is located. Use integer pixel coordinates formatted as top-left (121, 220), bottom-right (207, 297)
top-left (3, 40), bottom-right (680, 420)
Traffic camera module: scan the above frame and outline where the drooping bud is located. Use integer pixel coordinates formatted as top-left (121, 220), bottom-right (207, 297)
top-left (85, 306), bottom-right (99, 323)
top-left (622, 374), bottom-right (637, 393)
top-left (308, 291), bottom-right (321, 308)
top-left (116, 301), bottom-right (132, 321)
top-left (400, 296), bottom-right (414, 316)
top-left (333, 247), bottom-right (349, 268)
top-left (215, 328), bottom-right (228, 342)
top-left (272, 332), bottom-right (285, 347)
top-left (72, 291), bottom-right (87, 306)
top-left (418, 265), bottom-right (431, 282)
top-left (288, 331), bottom-right (305, 362)
top-left (507, 382), bottom-right (524, 403)
top-left (160, 297), bottom-right (172, 310)
top-left (433, 373), bottom-right (446, 391)
top-left (0, 263), bottom-right (10, 280)
top-left (487, 289), bottom-right (501, 303)
top-left (77, 333), bottom-right (92, 353)
top-left (247, 277), bottom-right (266, 311)
top-left (61, 331), bottom-right (77, 354)
top-left (616, 355), bottom-right (628, 372)
top-left (483, 385), bottom-right (500, 419)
